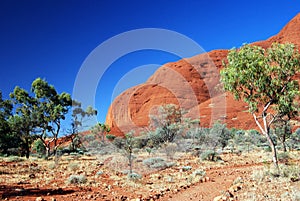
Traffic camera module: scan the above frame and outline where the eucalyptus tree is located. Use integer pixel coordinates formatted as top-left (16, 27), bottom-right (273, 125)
top-left (221, 43), bottom-right (300, 168)
top-left (31, 78), bottom-right (72, 156)
top-left (9, 86), bottom-right (37, 158)
top-left (68, 100), bottom-right (97, 151)
top-left (91, 122), bottom-right (111, 143)
top-left (0, 91), bottom-right (15, 155)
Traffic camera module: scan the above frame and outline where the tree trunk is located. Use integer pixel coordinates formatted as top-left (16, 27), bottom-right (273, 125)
top-left (25, 139), bottom-right (30, 159)
top-left (282, 135), bottom-right (287, 152)
top-left (253, 113), bottom-right (279, 169)
top-left (265, 131), bottom-right (279, 169)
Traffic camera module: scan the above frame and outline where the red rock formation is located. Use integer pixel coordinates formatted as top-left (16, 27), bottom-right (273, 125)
top-left (106, 13), bottom-right (300, 136)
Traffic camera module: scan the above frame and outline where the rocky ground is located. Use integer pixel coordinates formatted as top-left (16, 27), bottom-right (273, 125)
top-left (0, 150), bottom-right (299, 201)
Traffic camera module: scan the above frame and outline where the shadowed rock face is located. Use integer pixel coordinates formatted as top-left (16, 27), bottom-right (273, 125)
top-left (106, 14), bottom-right (300, 136)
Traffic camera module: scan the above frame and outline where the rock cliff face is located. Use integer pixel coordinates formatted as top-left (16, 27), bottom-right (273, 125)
top-left (106, 13), bottom-right (300, 136)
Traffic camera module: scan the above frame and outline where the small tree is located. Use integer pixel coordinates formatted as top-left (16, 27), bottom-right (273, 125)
top-left (10, 87), bottom-right (38, 158)
top-left (221, 43), bottom-right (300, 168)
top-left (91, 123), bottom-right (110, 143)
top-left (0, 91), bottom-right (16, 155)
top-left (31, 78), bottom-right (72, 157)
top-left (124, 132), bottom-right (135, 174)
top-left (69, 100), bottom-right (97, 151)
top-left (148, 104), bottom-right (185, 144)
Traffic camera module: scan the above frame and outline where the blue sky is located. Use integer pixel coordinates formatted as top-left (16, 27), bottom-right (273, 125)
top-left (0, 0), bottom-right (299, 129)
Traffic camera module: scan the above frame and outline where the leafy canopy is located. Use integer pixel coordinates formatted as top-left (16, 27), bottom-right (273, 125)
top-left (221, 43), bottom-right (300, 117)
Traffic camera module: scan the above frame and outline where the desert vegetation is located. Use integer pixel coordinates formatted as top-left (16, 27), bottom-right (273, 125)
top-left (1, 42), bottom-right (300, 200)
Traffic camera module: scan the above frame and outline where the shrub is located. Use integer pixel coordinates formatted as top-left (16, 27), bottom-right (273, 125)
top-left (280, 165), bottom-right (300, 181)
top-left (68, 162), bottom-right (80, 171)
top-left (48, 162), bottom-right (56, 169)
top-left (67, 175), bottom-right (87, 184)
top-left (145, 147), bottom-right (152, 155)
top-left (6, 156), bottom-right (24, 162)
top-left (278, 152), bottom-right (290, 163)
top-left (143, 157), bottom-right (169, 169)
top-left (200, 150), bottom-right (221, 161)
top-left (127, 172), bottom-right (142, 181)
top-left (133, 136), bottom-right (149, 149)
top-left (96, 170), bottom-right (103, 176)
top-left (164, 142), bottom-right (177, 159)
top-left (106, 134), bottom-right (116, 141)
top-left (112, 137), bottom-right (125, 149)
top-left (32, 139), bottom-right (46, 156)
top-left (193, 169), bottom-right (206, 176)
top-left (182, 166), bottom-right (192, 171)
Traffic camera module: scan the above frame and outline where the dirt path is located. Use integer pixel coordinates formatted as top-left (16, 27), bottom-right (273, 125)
top-left (160, 164), bottom-right (259, 201)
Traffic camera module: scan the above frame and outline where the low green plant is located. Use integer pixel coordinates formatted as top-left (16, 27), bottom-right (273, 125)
top-left (6, 156), bottom-right (24, 162)
top-left (182, 166), bottom-right (192, 171)
top-left (193, 169), bottom-right (206, 176)
top-left (200, 150), bottom-right (220, 161)
top-left (143, 157), bottom-right (167, 169)
top-left (127, 172), bottom-right (142, 181)
top-left (96, 170), bottom-right (103, 175)
top-left (68, 162), bottom-right (80, 171)
top-left (67, 174), bottom-right (87, 184)
top-left (277, 152), bottom-right (290, 163)
top-left (106, 134), bottom-right (116, 141)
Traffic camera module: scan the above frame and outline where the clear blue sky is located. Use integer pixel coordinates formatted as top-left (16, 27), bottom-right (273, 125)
top-left (0, 0), bottom-right (299, 128)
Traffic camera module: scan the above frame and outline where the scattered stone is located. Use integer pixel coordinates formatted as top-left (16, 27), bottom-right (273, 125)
top-left (228, 184), bottom-right (242, 194)
top-left (35, 197), bottom-right (45, 201)
top-left (213, 195), bottom-right (223, 201)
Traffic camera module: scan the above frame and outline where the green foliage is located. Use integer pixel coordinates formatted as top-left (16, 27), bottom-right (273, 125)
top-left (148, 104), bottom-right (185, 144)
top-left (123, 132), bottom-right (136, 174)
top-left (221, 43), bottom-right (300, 168)
top-left (127, 172), bottom-right (142, 181)
top-left (68, 162), bottom-right (80, 171)
top-left (69, 100), bottom-right (97, 151)
top-left (221, 43), bottom-right (300, 115)
top-left (91, 122), bottom-right (110, 142)
top-left (164, 142), bottom-right (177, 159)
top-left (142, 157), bottom-right (175, 170)
top-left (193, 169), bottom-right (206, 176)
top-left (106, 134), bottom-right (116, 141)
top-left (6, 156), bottom-right (24, 162)
top-left (32, 139), bottom-right (46, 156)
top-left (182, 166), bottom-right (192, 171)
top-left (112, 137), bottom-right (125, 149)
top-left (0, 91), bottom-right (14, 155)
top-left (67, 174), bottom-right (87, 184)
top-left (8, 78), bottom-right (72, 158)
top-left (200, 150), bottom-right (220, 161)
top-left (272, 120), bottom-right (292, 152)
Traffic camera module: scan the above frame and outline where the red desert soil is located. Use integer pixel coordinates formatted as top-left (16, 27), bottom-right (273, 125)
top-left (1, 151), bottom-right (299, 201)
top-left (0, 160), bottom-right (256, 201)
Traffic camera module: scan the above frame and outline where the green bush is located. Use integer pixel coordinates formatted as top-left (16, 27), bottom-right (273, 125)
top-left (200, 150), bottom-right (221, 161)
top-left (143, 157), bottom-right (169, 169)
top-left (278, 152), bottom-right (290, 163)
top-left (32, 139), bottom-right (46, 156)
top-left (6, 156), bottom-right (24, 162)
top-left (106, 134), bottom-right (116, 141)
top-left (182, 166), bottom-right (192, 171)
top-left (193, 169), bottom-right (206, 176)
top-left (67, 175), bottom-right (87, 184)
top-left (127, 172), bottom-right (142, 181)
top-left (112, 137), bottom-right (125, 149)
top-left (68, 162), bottom-right (80, 171)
